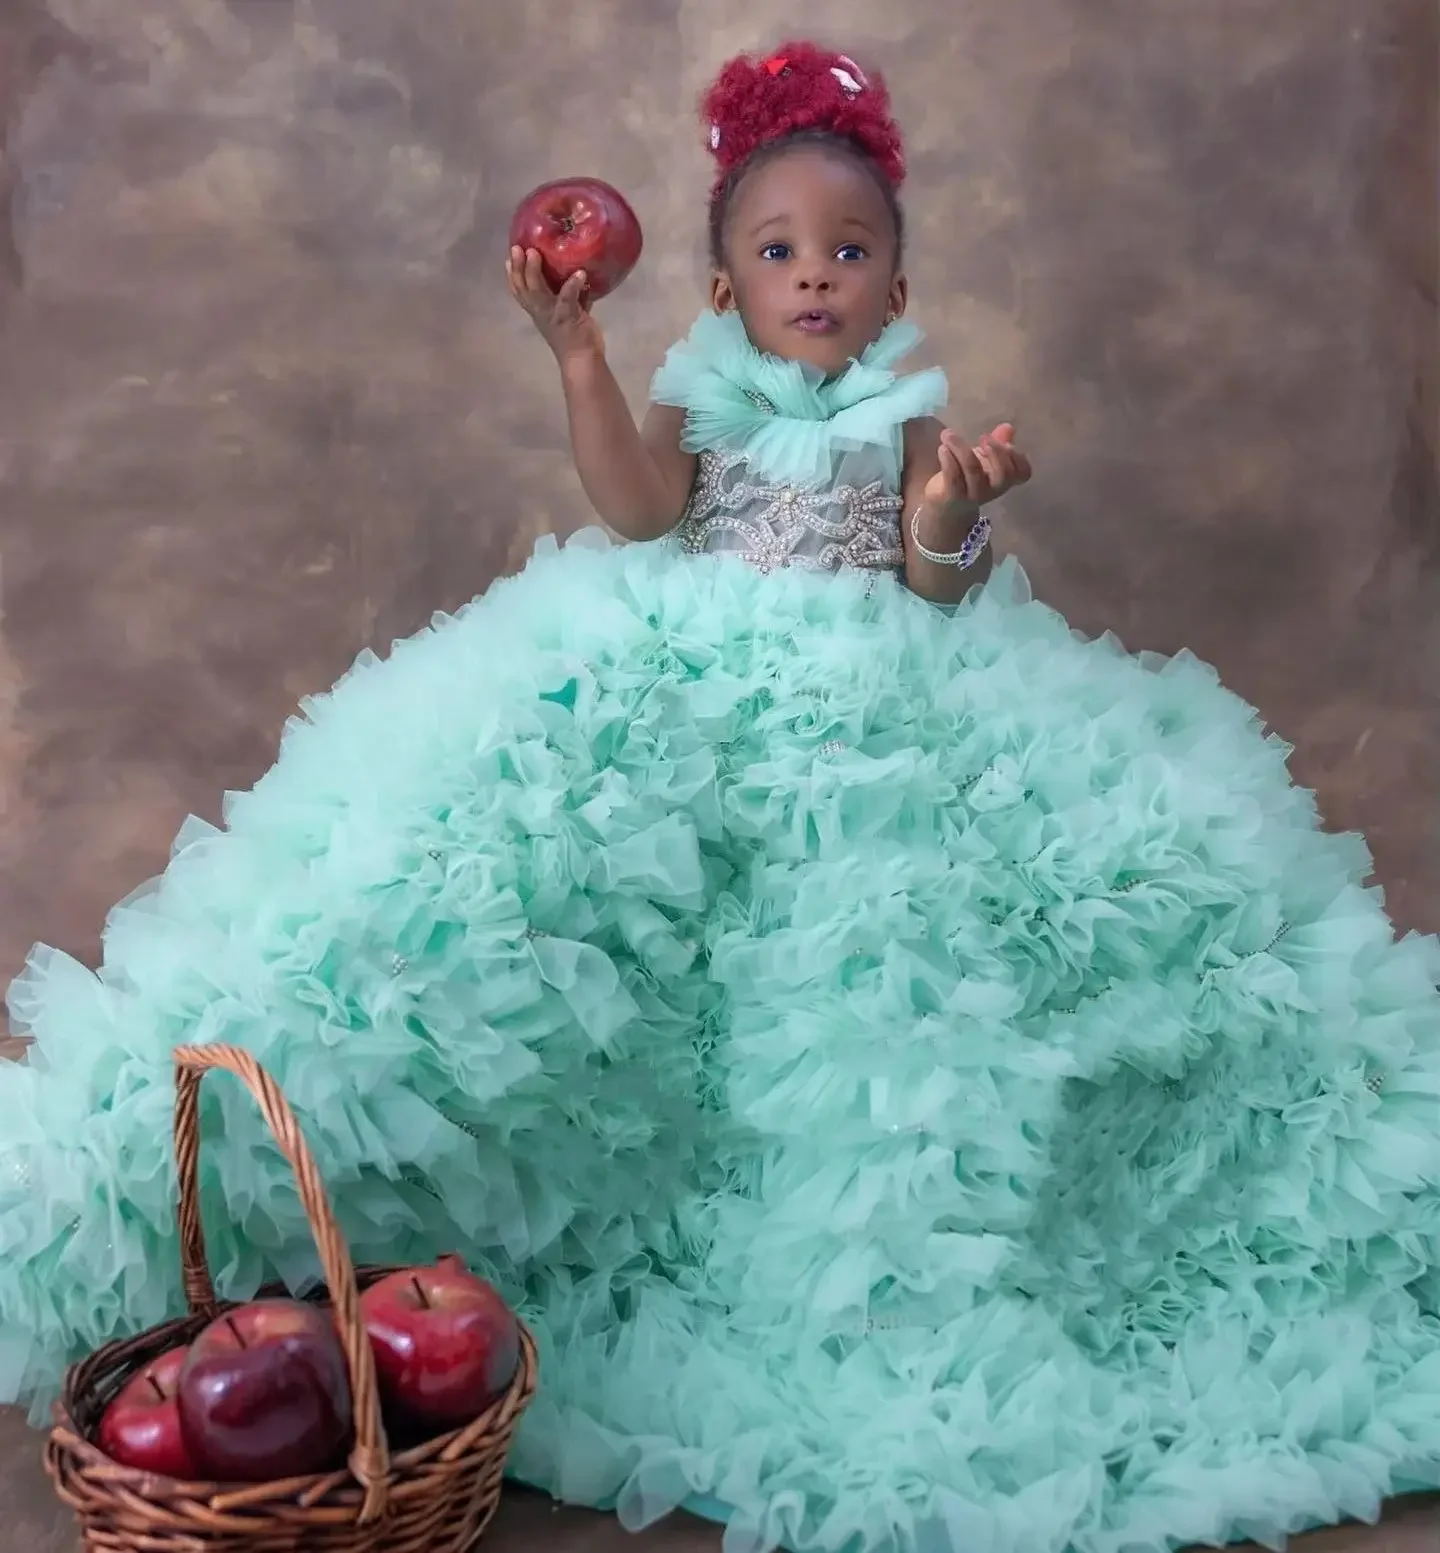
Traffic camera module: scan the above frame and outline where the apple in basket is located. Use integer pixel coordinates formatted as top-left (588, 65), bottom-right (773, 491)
top-left (97, 1344), bottom-right (199, 1480)
top-left (360, 1255), bottom-right (520, 1433)
top-left (177, 1298), bottom-right (351, 1482)
top-left (508, 177), bottom-right (643, 300)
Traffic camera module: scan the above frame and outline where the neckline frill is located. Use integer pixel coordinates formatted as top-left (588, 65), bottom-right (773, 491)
top-left (649, 309), bottom-right (949, 488)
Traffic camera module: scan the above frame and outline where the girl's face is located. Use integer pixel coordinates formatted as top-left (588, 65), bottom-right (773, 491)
top-left (712, 146), bottom-right (907, 377)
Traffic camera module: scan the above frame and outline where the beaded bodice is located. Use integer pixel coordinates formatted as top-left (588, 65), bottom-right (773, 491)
top-left (673, 446), bottom-right (906, 576)
top-left (648, 308), bottom-right (949, 581)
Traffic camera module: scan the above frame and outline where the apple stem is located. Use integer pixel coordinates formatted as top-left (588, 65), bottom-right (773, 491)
top-left (146, 1375), bottom-right (166, 1403)
top-left (410, 1275), bottom-right (430, 1311)
top-left (224, 1316), bottom-right (247, 1350)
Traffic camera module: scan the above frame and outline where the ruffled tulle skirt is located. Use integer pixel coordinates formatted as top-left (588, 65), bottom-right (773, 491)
top-left (4, 532), bottom-right (1440, 1553)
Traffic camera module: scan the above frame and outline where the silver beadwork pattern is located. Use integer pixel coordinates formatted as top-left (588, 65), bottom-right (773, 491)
top-left (675, 450), bottom-right (906, 576)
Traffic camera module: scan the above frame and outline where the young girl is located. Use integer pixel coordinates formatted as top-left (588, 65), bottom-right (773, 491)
top-left (2, 39), bottom-right (1439, 1553)
top-left (508, 43), bottom-right (1029, 608)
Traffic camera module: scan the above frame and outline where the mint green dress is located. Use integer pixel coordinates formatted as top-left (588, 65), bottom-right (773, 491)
top-left (3, 310), bottom-right (1440, 1553)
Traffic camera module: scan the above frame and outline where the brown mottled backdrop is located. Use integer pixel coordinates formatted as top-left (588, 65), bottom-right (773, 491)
top-left (0, 0), bottom-right (1437, 1015)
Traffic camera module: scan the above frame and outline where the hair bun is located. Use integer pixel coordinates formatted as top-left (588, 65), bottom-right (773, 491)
top-left (702, 41), bottom-right (905, 192)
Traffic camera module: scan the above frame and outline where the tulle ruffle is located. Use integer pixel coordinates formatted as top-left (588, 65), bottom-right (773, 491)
top-left (4, 532), bottom-right (1440, 1553)
top-left (650, 311), bottom-right (948, 488)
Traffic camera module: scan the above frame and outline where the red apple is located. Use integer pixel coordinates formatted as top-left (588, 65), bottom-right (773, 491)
top-left (509, 178), bottom-right (643, 301)
top-left (359, 1257), bottom-right (519, 1432)
top-left (177, 1299), bottom-right (351, 1482)
top-left (97, 1344), bottom-right (199, 1480)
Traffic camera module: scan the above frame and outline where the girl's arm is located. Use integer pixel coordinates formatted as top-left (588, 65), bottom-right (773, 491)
top-left (560, 354), bottom-right (695, 540)
top-left (900, 418), bottom-right (995, 604)
top-left (508, 247), bottom-right (694, 541)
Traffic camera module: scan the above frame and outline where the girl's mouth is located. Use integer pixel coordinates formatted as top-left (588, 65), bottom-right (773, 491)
top-left (791, 309), bottom-right (842, 335)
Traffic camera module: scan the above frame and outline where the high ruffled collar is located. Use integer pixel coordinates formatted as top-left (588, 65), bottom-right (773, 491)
top-left (663, 309), bottom-right (931, 418)
top-left (649, 310), bottom-right (949, 487)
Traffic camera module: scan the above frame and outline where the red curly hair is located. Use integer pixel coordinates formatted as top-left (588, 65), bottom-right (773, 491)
top-left (702, 41), bottom-right (907, 265)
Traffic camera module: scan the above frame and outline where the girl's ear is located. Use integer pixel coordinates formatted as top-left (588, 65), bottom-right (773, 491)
top-left (711, 272), bottom-right (738, 314)
top-left (886, 272), bottom-right (909, 324)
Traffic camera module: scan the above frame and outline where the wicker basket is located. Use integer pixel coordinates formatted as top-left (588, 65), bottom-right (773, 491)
top-left (45, 1042), bottom-right (538, 1551)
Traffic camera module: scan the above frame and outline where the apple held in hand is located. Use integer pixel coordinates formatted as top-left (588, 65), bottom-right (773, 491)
top-left (509, 178), bottom-right (643, 301)
top-left (360, 1256), bottom-right (520, 1432)
top-left (97, 1344), bottom-right (199, 1480)
top-left (178, 1299), bottom-right (351, 1482)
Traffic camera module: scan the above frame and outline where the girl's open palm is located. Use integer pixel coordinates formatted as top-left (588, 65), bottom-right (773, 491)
top-left (924, 424), bottom-right (1032, 511)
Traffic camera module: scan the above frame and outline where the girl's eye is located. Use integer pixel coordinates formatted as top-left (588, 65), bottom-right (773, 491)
top-left (760, 242), bottom-right (791, 261)
top-left (836, 244), bottom-right (867, 262)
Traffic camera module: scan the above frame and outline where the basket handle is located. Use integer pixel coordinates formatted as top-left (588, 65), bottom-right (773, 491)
top-left (173, 1043), bottom-right (389, 1523)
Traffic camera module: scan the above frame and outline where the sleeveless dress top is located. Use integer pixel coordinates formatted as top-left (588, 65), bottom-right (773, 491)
top-left (648, 309), bottom-right (949, 578)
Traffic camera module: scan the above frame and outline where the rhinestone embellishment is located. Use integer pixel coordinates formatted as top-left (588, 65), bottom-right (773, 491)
top-left (674, 449), bottom-right (906, 576)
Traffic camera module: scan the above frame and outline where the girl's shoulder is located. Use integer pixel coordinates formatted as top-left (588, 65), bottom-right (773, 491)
top-left (902, 413), bottom-right (948, 454)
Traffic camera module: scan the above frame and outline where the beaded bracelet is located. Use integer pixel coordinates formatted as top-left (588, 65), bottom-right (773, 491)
top-left (909, 506), bottom-right (992, 569)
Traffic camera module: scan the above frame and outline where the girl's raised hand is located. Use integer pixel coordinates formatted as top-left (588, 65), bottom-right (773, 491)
top-left (924, 424), bottom-right (1032, 512)
top-left (507, 247), bottom-right (606, 366)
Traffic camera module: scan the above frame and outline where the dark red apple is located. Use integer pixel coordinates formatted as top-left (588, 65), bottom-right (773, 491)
top-left (509, 178), bottom-right (643, 300)
top-left (177, 1299), bottom-right (351, 1482)
top-left (359, 1257), bottom-right (519, 1432)
top-left (97, 1344), bottom-right (199, 1480)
